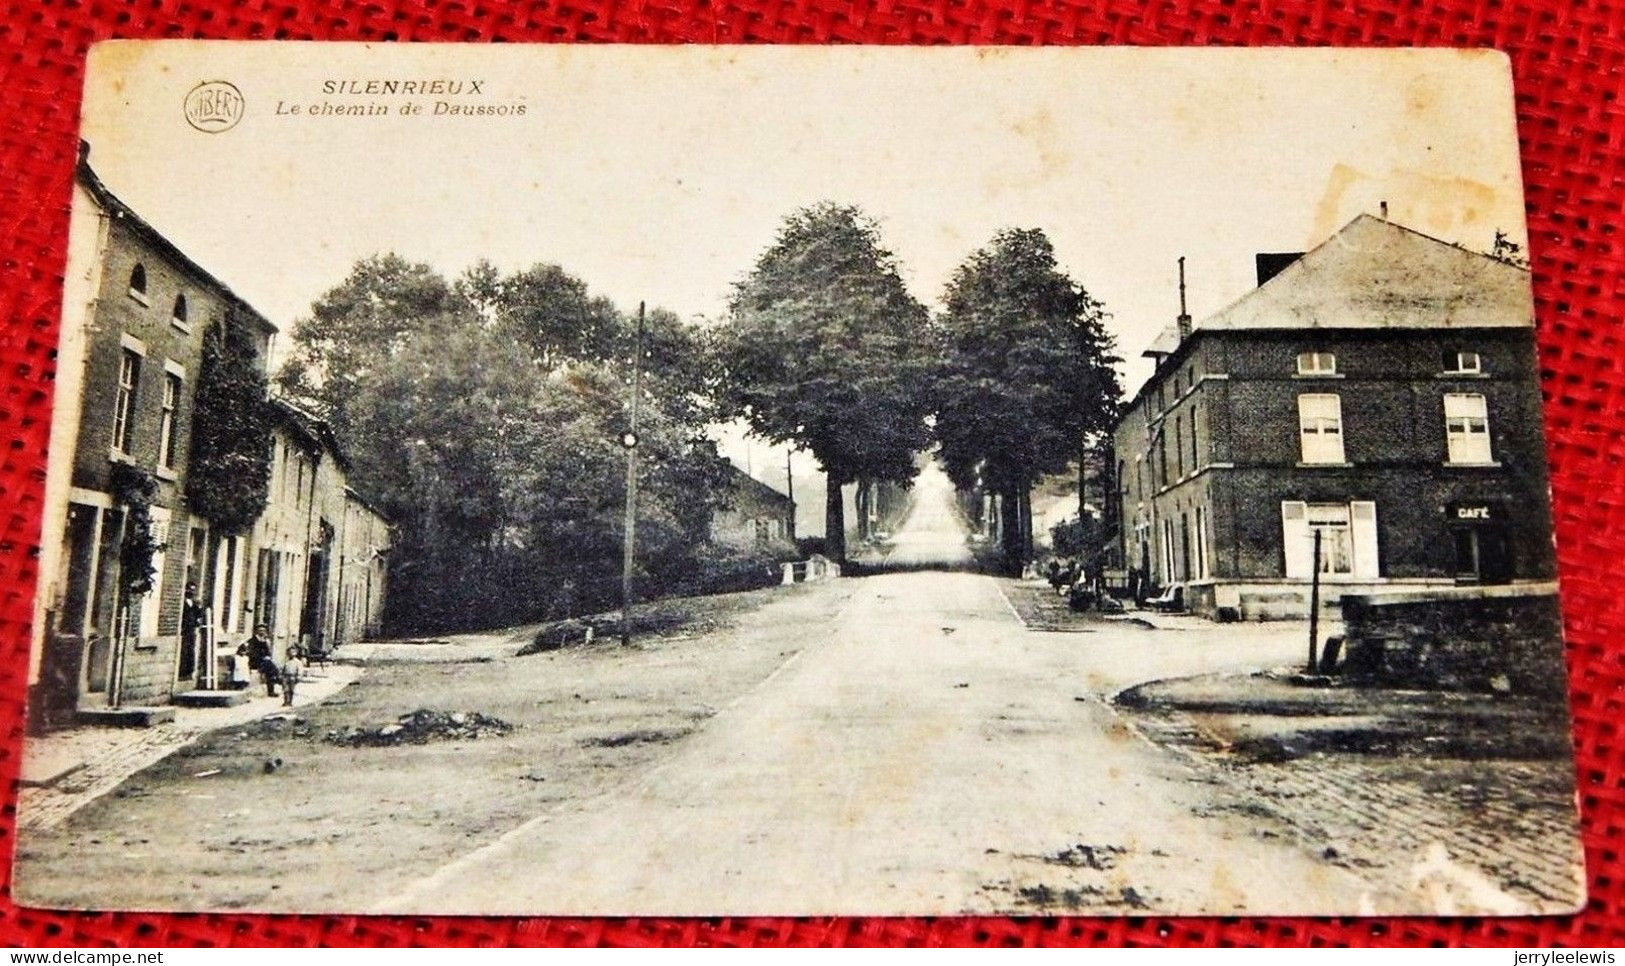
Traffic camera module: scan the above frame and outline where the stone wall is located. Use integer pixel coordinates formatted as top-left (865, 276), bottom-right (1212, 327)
top-left (117, 632), bottom-right (184, 705)
top-left (1340, 583), bottom-right (1568, 697)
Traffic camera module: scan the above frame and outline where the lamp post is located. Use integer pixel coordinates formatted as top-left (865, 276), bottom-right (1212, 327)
top-left (620, 302), bottom-right (645, 647)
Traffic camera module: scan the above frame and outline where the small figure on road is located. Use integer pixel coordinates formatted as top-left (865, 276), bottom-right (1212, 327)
top-left (237, 624), bottom-right (278, 697)
top-left (279, 645), bottom-right (305, 707)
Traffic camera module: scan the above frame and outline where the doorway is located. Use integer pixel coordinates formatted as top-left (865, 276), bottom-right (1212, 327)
top-left (1453, 524), bottom-right (1513, 584)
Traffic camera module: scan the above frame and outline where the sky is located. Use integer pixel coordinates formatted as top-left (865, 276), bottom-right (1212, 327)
top-left (78, 43), bottom-right (1529, 496)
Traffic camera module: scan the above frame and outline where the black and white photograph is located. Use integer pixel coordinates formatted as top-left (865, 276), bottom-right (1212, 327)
top-left (14, 42), bottom-right (1584, 916)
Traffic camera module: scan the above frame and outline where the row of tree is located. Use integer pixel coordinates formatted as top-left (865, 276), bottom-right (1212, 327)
top-left (711, 204), bottom-right (1122, 574)
top-left (278, 203), bottom-right (1123, 633)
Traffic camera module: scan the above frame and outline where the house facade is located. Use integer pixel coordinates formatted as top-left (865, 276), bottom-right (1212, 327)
top-left (235, 399), bottom-right (390, 663)
top-left (1110, 215), bottom-right (1555, 619)
top-left (30, 149), bottom-right (389, 723)
top-left (711, 466), bottom-right (796, 551)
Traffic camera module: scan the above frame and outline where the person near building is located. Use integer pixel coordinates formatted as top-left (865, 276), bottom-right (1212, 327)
top-left (279, 645), bottom-right (305, 707)
top-left (181, 582), bottom-right (206, 686)
top-left (237, 624), bottom-right (278, 697)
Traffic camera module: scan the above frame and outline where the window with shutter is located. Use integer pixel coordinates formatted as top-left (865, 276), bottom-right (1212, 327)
top-left (1351, 501), bottom-right (1379, 578)
top-left (1298, 393), bottom-right (1345, 464)
top-left (1281, 501), bottom-right (1310, 578)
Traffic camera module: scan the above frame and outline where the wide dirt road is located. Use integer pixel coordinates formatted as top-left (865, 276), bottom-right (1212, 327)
top-left (380, 469), bottom-right (1399, 916)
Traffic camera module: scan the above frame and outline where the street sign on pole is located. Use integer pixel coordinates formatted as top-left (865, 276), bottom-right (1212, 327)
top-left (621, 302), bottom-right (645, 647)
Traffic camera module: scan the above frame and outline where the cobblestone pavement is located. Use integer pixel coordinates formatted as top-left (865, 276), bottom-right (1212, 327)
top-left (17, 666), bottom-right (361, 833)
top-left (1129, 708), bottom-right (1585, 914)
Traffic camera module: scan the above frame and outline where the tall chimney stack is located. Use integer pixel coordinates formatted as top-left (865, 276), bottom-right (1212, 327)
top-left (1176, 256), bottom-right (1192, 341)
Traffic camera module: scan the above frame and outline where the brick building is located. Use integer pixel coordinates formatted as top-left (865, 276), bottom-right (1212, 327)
top-left (1110, 214), bottom-right (1555, 619)
top-left (226, 398), bottom-right (391, 667)
top-left (30, 149), bottom-right (389, 722)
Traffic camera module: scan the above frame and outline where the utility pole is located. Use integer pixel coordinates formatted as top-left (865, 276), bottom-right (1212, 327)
top-left (786, 448), bottom-right (796, 542)
top-left (620, 302), bottom-right (645, 647)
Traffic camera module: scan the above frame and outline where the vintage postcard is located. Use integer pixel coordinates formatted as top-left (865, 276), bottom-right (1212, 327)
top-left (14, 42), bottom-right (1584, 916)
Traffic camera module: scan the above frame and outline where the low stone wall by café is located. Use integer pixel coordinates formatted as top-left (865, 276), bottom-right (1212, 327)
top-left (1339, 582), bottom-right (1567, 698)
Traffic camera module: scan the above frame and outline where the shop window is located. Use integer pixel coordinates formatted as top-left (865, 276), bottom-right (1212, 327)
top-left (1297, 393), bottom-right (1345, 464)
top-left (1281, 500), bottom-right (1379, 578)
top-left (1444, 393), bottom-right (1492, 463)
top-left (1296, 351), bottom-right (1337, 375)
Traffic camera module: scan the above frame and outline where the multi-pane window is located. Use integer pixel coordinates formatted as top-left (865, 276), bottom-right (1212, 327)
top-left (113, 348), bottom-right (141, 455)
top-left (1444, 393), bottom-right (1492, 463)
top-left (1305, 504), bottom-right (1355, 574)
top-left (158, 372), bottom-right (182, 469)
top-left (1296, 351), bottom-right (1337, 375)
top-left (128, 264), bottom-right (148, 301)
top-left (1297, 393), bottom-right (1345, 464)
top-left (1443, 350), bottom-right (1482, 374)
top-left (172, 293), bottom-right (189, 327)
top-left (1281, 500), bottom-right (1380, 579)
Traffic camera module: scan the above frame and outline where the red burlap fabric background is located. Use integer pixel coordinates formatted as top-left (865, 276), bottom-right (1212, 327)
top-left (1, 0), bottom-right (1622, 949)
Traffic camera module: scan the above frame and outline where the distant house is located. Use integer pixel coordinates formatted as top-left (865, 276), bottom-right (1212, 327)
top-left (29, 147), bottom-right (389, 724)
top-left (1110, 214), bottom-right (1554, 619)
top-left (237, 398), bottom-right (391, 664)
top-left (710, 465), bottom-right (796, 551)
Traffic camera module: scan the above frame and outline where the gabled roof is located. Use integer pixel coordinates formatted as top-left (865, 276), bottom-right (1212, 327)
top-left (268, 394), bottom-right (351, 472)
top-left (76, 142), bottom-right (277, 335)
top-left (1124, 215), bottom-right (1534, 413)
top-left (1191, 214), bottom-right (1531, 335)
top-left (1141, 215), bottom-right (1531, 359)
top-left (725, 463), bottom-right (794, 508)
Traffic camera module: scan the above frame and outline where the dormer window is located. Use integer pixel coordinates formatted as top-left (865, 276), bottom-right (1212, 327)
top-left (128, 263), bottom-right (149, 305)
top-left (1296, 351), bottom-right (1337, 376)
top-left (171, 293), bottom-right (190, 329)
top-left (1443, 350), bottom-right (1482, 375)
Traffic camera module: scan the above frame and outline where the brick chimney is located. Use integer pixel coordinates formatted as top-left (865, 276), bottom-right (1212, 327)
top-left (1176, 256), bottom-right (1192, 341)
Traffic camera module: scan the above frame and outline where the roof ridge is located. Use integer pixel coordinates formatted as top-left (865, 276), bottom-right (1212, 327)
top-left (76, 143), bottom-right (278, 334)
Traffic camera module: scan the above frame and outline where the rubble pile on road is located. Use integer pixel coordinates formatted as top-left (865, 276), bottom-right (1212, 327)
top-left (522, 607), bottom-right (704, 653)
top-left (324, 709), bottom-right (513, 747)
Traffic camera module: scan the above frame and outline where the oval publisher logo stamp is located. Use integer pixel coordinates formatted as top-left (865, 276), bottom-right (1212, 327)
top-left (183, 81), bottom-right (245, 133)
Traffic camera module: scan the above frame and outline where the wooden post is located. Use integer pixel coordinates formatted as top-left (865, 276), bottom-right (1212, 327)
top-left (1307, 527), bottom-right (1322, 673)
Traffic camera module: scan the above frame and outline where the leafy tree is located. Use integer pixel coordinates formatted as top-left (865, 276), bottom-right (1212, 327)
top-left (934, 228), bottom-right (1122, 574)
top-left (485, 263), bottom-right (626, 367)
top-left (280, 254), bottom-right (746, 634)
top-left (109, 462), bottom-right (161, 598)
top-left (710, 203), bottom-right (936, 561)
top-left (276, 254), bottom-right (470, 427)
top-left (185, 318), bottom-right (272, 534)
